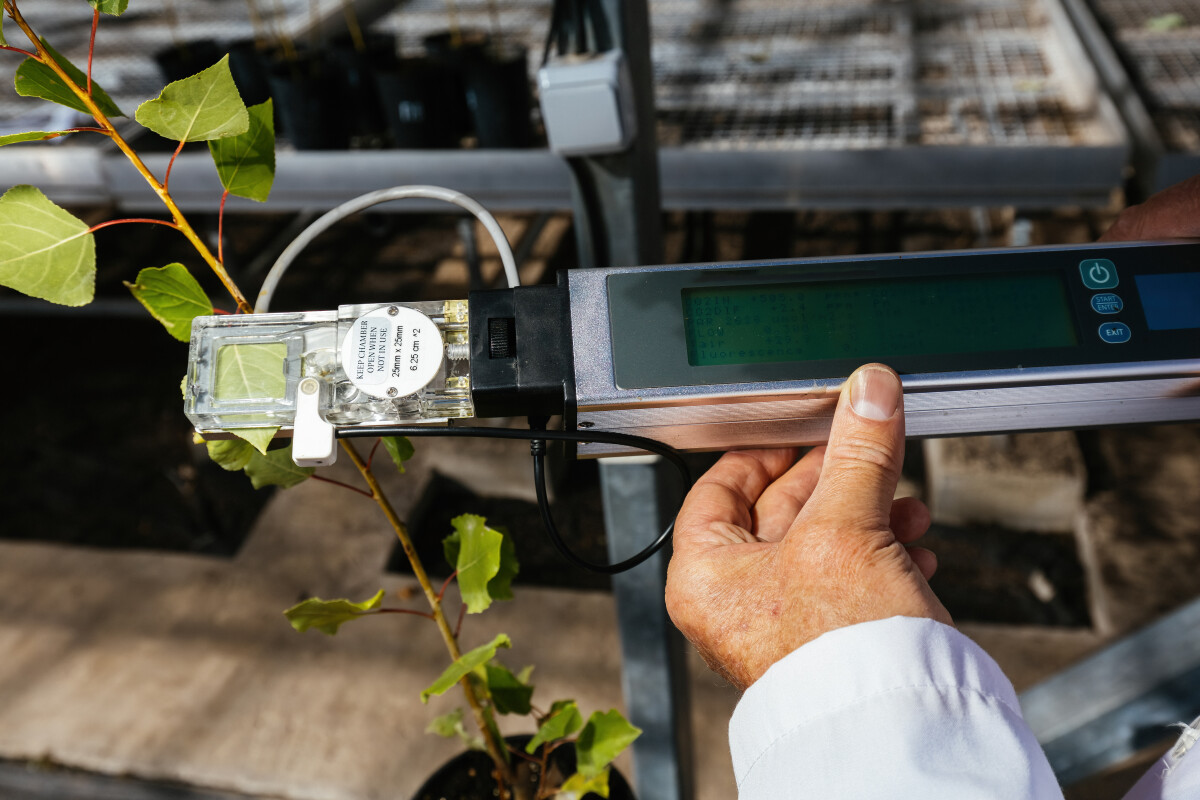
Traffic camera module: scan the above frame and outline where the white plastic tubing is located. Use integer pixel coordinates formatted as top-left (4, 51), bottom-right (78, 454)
top-left (255, 185), bottom-right (520, 312)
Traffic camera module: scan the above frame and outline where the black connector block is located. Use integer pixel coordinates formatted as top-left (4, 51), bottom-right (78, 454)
top-left (468, 277), bottom-right (574, 418)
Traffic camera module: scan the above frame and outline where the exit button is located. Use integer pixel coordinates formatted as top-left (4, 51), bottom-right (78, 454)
top-left (1080, 259), bottom-right (1119, 290)
top-left (1099, 322), bottom-right (1132, 344)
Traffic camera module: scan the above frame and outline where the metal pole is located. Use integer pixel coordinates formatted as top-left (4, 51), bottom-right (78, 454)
top-left (600, 459), bottom-right (694, 800)
top-left (560, 1), bottom-right (691, 797)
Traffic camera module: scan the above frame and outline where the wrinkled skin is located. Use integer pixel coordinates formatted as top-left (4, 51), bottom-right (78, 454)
top-left (666, 178), bottom-right (1200, 691)
top-left (666, 365), bottom-right (951, 690)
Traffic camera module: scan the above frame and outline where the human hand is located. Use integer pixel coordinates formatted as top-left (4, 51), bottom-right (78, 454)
top-left (1099, 174), bottom-right (1200, 242)
top-left (665, 364), bottom-right (952, 691)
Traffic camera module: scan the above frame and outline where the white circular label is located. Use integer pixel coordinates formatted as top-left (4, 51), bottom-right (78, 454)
top-left (340, 306), bottom-right (444, 399)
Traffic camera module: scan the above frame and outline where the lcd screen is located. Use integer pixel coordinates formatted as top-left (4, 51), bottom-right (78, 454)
top-left (682, 272), bottom-right (1078, 367)
top-left (1134, 272), bottom-right (1200, 331)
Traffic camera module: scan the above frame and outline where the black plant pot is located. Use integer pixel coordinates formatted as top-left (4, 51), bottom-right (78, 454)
top-left (422, 30), bottom-right (490, 142)
top-left (154, 39), bottom-right (223, 84)
top-left (327, 32), bottom-right (395, 146)
top-left (375, 57), bottom-right (450, 148)
top-left (412, 735), bottom-right (635, 800)
top-left (462, 43), bottom-right (534, 148)
top-left (267, 53), bottom-right (348, 150)
top-left (227, 39), bottom-right (273, 106)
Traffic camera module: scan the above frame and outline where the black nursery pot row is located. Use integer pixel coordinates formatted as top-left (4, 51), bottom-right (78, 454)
top-left (153, 32), bottom-right (535, 151)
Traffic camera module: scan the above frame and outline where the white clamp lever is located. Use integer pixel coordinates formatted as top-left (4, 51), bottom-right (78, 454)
top-left (292, 377), bottom-right (337, 467)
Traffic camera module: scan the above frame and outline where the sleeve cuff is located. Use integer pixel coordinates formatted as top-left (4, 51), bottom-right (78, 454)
top-left (729, 616), bottom-right (1055, 796)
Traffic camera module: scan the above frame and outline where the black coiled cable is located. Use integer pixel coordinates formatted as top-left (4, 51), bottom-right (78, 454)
top-left (337, 424), bottom-right (692, 574)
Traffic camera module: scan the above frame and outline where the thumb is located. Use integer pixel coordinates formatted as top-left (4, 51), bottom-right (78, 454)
top-left (803, 364), bottom-right (906, 532)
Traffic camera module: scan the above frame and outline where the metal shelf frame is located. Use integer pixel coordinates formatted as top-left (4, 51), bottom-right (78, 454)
top-left (1058, 0), bottom-right (1200, 196)
top-left (0, 0), bottom-right (1131, 211)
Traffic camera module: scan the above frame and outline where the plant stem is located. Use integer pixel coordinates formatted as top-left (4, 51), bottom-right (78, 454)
top-left (339, 0), bottom-right (366, 51)
top-left (218, 190), bottom-right (230, 265)
top-left (445, 0), bottom-right (462, 46)
top-left (243, 0), bottom-right (269, 47)
top-left (87, 8), bottom-right (98, 95)
top-left (339, 439), bottom-right (517, 795)
top-left (0, 44), bottom-right (36, 57)
top-left (163, 138), bottom-right (186, 192)
top-left (8, 4), bottom-right (253, 314)
top-left (87, 217), bottom-right (180, 234)
top-left (310, 473), bottom-right (373, 498)
top-left (375, 608), bottom-right (436, 621)
top-left (437, 571), bottom-right (459, 602)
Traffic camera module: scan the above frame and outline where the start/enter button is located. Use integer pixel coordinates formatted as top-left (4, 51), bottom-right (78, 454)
top-left (1080, 258), bottom-right (1119, 290)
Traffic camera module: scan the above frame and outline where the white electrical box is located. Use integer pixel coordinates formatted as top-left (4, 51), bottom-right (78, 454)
top-left (537, 51), bottom-right (636, 156)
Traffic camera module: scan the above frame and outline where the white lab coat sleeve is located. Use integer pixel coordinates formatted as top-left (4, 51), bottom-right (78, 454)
top-left (1123, 714), bottom-right (1200, 800)
top-left (728, 616), bottom-right (1064, 799)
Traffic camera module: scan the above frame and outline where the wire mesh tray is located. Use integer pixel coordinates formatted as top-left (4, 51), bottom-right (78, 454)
top-left (0, 0), bottom-right (1130, 209)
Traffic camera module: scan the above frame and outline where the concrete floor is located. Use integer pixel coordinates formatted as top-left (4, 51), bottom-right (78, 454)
top-left (0, 435), bottom-right (739, 800)
top-left (1, 427), bottom-right (1186, 800)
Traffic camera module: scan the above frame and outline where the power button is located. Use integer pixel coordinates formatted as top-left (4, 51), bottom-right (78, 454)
top-left (1080, 259), bottom-right (1119, 290)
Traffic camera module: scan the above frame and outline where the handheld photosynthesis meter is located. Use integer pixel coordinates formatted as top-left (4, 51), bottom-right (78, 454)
top-left (185, 240), bottom-right (1200, 467)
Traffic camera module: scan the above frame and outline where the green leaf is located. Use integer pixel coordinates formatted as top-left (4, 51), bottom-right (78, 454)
top-left (88, 0), bottom-right (131, 14)
top-left (124, 263), bottom-right (212, 341)
top-left (230, 427), bottom-right (277, 455)
top-left (15, 41), bottom-right (124, 117)
top-left (442, 517), bottom-right (519, 609)
top-left (214, 342), bottom-right (287, 401)
top-left (575, 711), bottom-right (641, 779)
top-left (206, 438), bottom-right (254, 471)
top-left (443, 515), bottom-right (504, 614)
top-left (0, 131), bottom-right (71, 146)
top-left (284, 589), bottom-right (385, 635)
top-left (517, 665), bottom-right (535, 684)
top-left (489, 530), bottom-right (519, 603)
top-left (426, 707), bottom-right (464, 737)
top-left (426, 709), bottom-right (485, 751)
top-left (205, 436), bottom-right (307, 483)
top-left (0, 185), bottom-right (95, 306)
top-left (135, 55), bottom-right (248, 143)
top-left (208, 99), bottom-right (274, 202)
top-left (484, 662), bottom-right (533, 715)
top-left (525, 700), bottom-right (584, 754)
top-left (382, 436), bottom-right (415, 474)
top-left (421, 634), bottom-right (511, 703)
top-left (242, 444), bottom-right (314, 489)
top-left (558, 770), bottom-right (611, 800)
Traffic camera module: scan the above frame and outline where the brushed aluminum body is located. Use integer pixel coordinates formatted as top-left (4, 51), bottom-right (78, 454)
top-left (567, 249), bottom-right (1200, 456)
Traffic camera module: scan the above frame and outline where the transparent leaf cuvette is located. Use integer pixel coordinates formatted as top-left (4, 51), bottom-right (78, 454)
top-left (185, 300), bottom-right (473, 434)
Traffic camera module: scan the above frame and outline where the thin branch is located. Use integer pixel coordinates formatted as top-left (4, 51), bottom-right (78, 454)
top-left (374, 608), bottom-right (436, 621)
top-left (505, 746), bottom-right (541, 764)
top-left (67, 127), bottom-right (110, 134)
top-left (163, 138), bottom-right (186, 192)
top-left (87, 8), bottom-right (98, 95)
top-left (218, 189), bottom-right (230, 266)
top-left (438, 570), bottom-right (459, 602)
top-left (5, 2), bottom-right (253, 313)
top-left (0, 44), bottom-right (37, 58)
top-left (338, 439), bottom-right (516, 795)
top-left (366, 438), bottom-right (382, 470)
top-left (88, 217), bottom-right (180, 234)
top-left (211, 307), bottom-right (233, 315)
top-left (454, 601), bottom-right (467, 639)
top-left (310, 474), bottom-right (373, 498)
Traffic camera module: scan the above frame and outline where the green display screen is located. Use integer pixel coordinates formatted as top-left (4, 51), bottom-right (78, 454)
top-left (682, 272), bottom-right (1078, 367)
